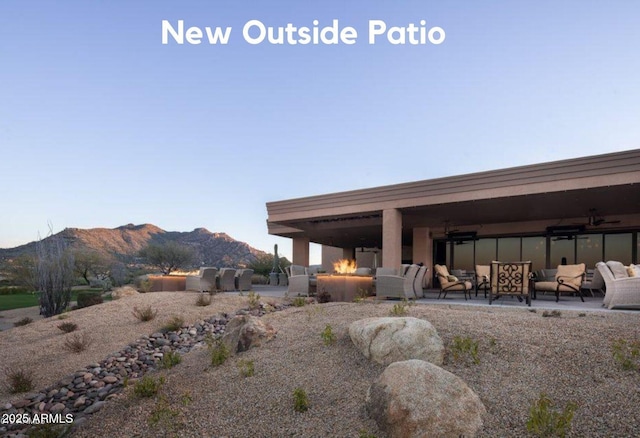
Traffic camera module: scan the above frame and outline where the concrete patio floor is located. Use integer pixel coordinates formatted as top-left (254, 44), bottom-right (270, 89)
top-left (247, 284), bottom-right (633, 314)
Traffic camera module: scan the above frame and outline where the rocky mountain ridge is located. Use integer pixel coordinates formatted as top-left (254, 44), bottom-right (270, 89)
top-left (0, 224), bottom-right (267, 268)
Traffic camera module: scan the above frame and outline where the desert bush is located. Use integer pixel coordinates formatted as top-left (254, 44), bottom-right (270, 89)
top-left (293, 387), bottom-right (309, 412)
top-left (450, 336), bottom-right (480, 365)
top-left (195, 293), bottom-right (211, 306)
top-left (138, 242), bottom-right (195, 275)
top-left (133, 305), bottom-right (158, 322)
top-left (163, 315), bottom-right (185, 332)
top-left (24, 423), bottom-right (70, 438)
top-left (148, 395), bottom-right (181, 430)
top-left (13, 317), bottom-right (33, 327)
top-left (64, 332), bottom-right (92, 353)
top-left (542, 310), bottom-right (562, 318)
top-left (57, 321), bottom-right (78, 333)
top-left (390, 299), bottom-right (413, 316)
top-left (134, 375), bottom-right (165, 398)
top-left (291, 297), bottom-right (307, 307)
top-left (237, 359), bottom-right (255, 377)
top-left (247, 291), bottom-right (261, 310)
top-left (321, 324), bottom-right (337, 346)
top-left (612, 338), bottom-right (640, 371)
top-left (207, 336), bottom-right (229, 367)
top-left (136, 276), bottom-right (153, 293)
top-left (317, 289), bottom-right (331, 303)
top-left (76, 291), bottom-right (103, 308)
top-left (160, 351), bottom-right (182, 369)
top-left (526, 393), bottom-right (576, 437)
top-left (3, 366), bottom-right (34, 393)
top-left (35, 229), bottom-right (76, 317)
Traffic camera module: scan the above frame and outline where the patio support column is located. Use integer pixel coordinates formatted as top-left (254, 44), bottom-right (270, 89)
top-left (413, 227), bottom-right (433, 287)
top-left (382, 208), bottom-right (402, 271)
top-left (292, 237), bottom-right (310, 267)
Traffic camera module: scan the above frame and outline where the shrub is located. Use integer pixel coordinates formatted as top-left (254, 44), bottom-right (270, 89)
top-left (136, 277), bottom-right (153, 293)
top-left (317, 289), bottom-right (331, 303)
top-left (35, 230), bottom-right (75, 317)
top-left (292, 297), bottom-right (307, 307)
top-left (57, 322), bottom-right (78, 333)
top-left (163, 315), bottom-right (184, 332)
top-left (526, 393), bottom-right (577, 437)
top-left (181, 391), bottom-right (193, 406)
top-left (64, 332), bottom-right (92, 353)
top-left (148, 395), bottom-right (180, 429)
top-left (24, 423), bottom-right (70, 438)
top-left (450, 336), bottom-right (480, 365)
top-left (133, 305), bottom-right (158, 322)
top-left (14, 317), bottom-right (33, 327)
top-left (76, 291), bottom-right (103, 309)
top-left (542, 310), bottom-right (562, 318)
top-left (612, 338), bottom-right (640, 371)
top-left (207, 336), bottom-right (229, 367)
top-left (3, 366), bottom-right (34, 393)
top-left (237, 359), bottom-right (255, 377)
top-left (138, 242), bottom-right (195, 275)
top-left (160, 351), bottom-right (182, 369)
top-left (195, 293), bottom-right (211, 306)
top-left (134, 375), bottom-right (165, 398)
top-left (247, 291), bottom-right (261, 310)
top-left (293, 387), bottom-right (309, 412)
top-left (321, 324), bottom-right (336, 346)
top-left (390, 299), bottom-right (413, 316)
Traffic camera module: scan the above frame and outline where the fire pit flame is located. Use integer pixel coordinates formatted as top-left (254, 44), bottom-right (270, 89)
top-left (333, 259), bottom-right (357, 274)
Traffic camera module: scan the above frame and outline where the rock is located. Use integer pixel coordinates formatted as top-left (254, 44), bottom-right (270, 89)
top-left (73, 397), bottom-right (86, 408)
top-left (221, 315), bottom-right (277, 354)
top-left (12, 399), bottom-right (30, 409)
top-left (111, 286), bottom-right (139, 299)
top-left (83, 401), bottom-right (105, 414)
top-left (366, 360), bottom-right (486, 438)
top-left (103, 376), bottom-right (118, 384)
top-left (50, 402), bottom-right (66, 414)
top-left (349, 317), bottom-right (444, 366)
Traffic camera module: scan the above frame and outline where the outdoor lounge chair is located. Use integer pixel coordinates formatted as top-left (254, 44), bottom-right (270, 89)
top-left (217, 268), bottom-right (237, 292)
top-left (489, 261), bottom-right (532, 306)
top-left (413, 266), bottom-right (428, 297)
top-left (186, 267), bottom-right (218, 293)
top-left (287, 264), bottom-right (311, 297)
top-left (533, 263), bottom-right (586, 302)
top-left (235, 269), bottom-right (254, 291)
top-left (599, 261), bottom-right (640, 310)
top-left (376, 264), bottom-right (420, 300)
top-left (434, 264), bottom-right (473, 300)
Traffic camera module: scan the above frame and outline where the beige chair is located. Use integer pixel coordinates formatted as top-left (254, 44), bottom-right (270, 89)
top-left (217, 268), bottom-right (237, 292)
top-left (533, 263), bottom-right (586, 302)
top-left (287, 264), bottom-right (311, 297)
top-left (376, 264), bottom-right (420, 300)
top-left (186, 267), bottom-right (218, 292)
top-left (434, 265), bottom-right (473, 300)
top-left (475, 265), bottom-right (490, 298)
top-left (600, 261), bottom-right (640, 309)
top-left (235, 269), bottom-right (253, 291)
top-left (489, 261), bottom-right (532, 306)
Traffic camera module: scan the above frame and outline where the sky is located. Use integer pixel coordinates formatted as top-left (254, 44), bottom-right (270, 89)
top-left (1, 1), bottom-right (639, 264)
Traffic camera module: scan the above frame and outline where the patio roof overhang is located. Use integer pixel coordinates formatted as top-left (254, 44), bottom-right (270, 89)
top-left (266, 149), bottom-right (640, 249)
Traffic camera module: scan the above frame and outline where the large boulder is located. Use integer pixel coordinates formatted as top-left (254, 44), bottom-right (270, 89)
top-left (366, 359), bottom-right (486, 438)
top-left (221, 315), bottom-right (277, 354)
top-left (349, 317), bottom-right (444, 366)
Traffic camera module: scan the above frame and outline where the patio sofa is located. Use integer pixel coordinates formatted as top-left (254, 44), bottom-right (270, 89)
top-left (598, 261), bottom-right (640, 310)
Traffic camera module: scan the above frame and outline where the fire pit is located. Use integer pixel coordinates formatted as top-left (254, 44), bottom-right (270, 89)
top-left (316, 259), bottom-right (373, 302)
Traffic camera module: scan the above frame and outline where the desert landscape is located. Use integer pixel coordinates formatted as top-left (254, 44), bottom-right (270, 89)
top-left (1, 291), bottom-right (640, 437)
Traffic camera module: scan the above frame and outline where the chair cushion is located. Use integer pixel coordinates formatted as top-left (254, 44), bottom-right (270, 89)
top-left (626, 264), bottom-right (639, 277)
top-left (556, 264), bottom-right (585, 287)
top-left (434, 264), bottom-right (450, 278)
top-left (447, 275), bottom-right (458, 282)
top-left (475, 265), bottom-right (490, 281)
top-left (606, 261), bottom-right (629, 279)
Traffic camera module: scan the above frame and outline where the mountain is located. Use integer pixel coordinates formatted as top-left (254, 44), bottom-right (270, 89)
top-left (0, 224), bottom-right (267, 268)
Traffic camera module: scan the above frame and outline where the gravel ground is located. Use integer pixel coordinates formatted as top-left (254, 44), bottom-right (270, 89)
top-left (2, 293), bottom-right (640, 437)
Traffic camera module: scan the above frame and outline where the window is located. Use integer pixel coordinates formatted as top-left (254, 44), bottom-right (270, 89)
top-left (604, 233), bottom-right (632, 264)
top-left (550, 238), bottom-right (574, 267)
top-left (576, 234), bottom-right (602, 269)
top-left (475, 238), bottom-right (497, 265)
top-left (522, 237), bottom-right (546, 271)
top-left (497, 237), bottom-right (520, 262)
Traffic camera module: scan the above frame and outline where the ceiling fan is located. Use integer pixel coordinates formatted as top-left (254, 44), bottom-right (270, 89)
top-left (552, 235), bottom-right (588, 242)
top-left (585, 209), bottom-right (621, 227)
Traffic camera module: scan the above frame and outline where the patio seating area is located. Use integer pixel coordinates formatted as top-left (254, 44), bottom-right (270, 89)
top-left (184, 267), bottom-right (254, 293)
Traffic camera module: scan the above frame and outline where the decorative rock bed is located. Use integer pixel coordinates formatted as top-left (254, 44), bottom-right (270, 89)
top-left (0, 303), bottom-right (288, 437)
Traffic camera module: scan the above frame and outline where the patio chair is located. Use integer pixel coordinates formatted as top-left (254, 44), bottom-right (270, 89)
top-left (186, 267), bottom-right (218, 293)
top-left (376, 264), bottom-right (420, 300)
top-left (287, 264), bottom-right (311, 297)
top-left (475, 265), bottom-right (490, 298)
top-left (413, 266), bottom-right (428, 298)
top-left (489, 261), bottom-right (532, 306)
top-left (217, 268), bottom-right (237, 292)
top-left (533, 263), bottom-right (586, 302)
top-left (235, 269), bottom-right (254, 291)
top-left (600, 261), bottom-right (640, 309)
top-left (581, 268), bottom-right (604, 297)
top-left (434, 265), bottom-right (473, 300)
top-left (354, 267), bottom-right (372, 276)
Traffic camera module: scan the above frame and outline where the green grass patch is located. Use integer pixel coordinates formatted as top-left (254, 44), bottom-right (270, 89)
top-left (0, 289), bottom-right (110, 312)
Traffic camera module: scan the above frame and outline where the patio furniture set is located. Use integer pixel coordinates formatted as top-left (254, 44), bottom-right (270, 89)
top-left (185, 267), bottom-right (254, 293)
top-left (285, 261), bottom-right (640, 309)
